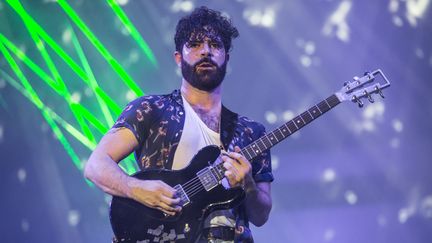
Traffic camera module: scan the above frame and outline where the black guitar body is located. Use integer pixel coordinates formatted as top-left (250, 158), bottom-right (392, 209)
top-left (110, 145), bottom-right (245, 242)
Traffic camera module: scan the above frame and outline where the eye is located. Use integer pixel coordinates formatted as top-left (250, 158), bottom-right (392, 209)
top-left (210, 42), bottom-right (223, 49)
top-left (187, 42), bottom-right (201, 48)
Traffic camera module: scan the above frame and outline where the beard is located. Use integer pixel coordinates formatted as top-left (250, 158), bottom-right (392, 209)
top-left (181, 57), bottom-right (227, 92)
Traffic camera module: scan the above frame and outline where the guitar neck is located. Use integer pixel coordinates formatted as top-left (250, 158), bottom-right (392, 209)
top-left (212, 94), bottom-right (341, 177)
top-left (241, 94), bottom-right (341, 161)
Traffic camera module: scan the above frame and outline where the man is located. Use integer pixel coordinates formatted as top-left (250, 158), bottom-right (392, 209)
top-left (84, 6), bottom-right (273, 243)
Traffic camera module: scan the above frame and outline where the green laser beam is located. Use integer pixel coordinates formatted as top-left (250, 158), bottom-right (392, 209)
top-left (106, 0), bottom-right (158, 68)
top-left (0, 0), bottom-right (157, 175)
top-left (57, 0), bottom-right (144, 97)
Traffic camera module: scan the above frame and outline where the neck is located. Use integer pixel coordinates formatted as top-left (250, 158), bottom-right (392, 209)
top-left (180, 79), bottom-right (222, 112)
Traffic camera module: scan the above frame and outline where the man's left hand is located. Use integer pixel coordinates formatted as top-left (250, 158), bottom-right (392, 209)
top-left (222, 146), bottom-right (252, 188)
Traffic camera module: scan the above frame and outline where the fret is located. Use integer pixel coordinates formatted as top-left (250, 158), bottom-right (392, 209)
top-left (305, 110), bottom-right (314, 122)
top-left (280, 124), bottom-right (291, 137)
top-left (242, 147), bottom-right (254, 161)
top-left (317, 100), bottom-right (330, 113)
top-left (250, 143), bottom-right (262, 155)
top-left (324, 98), bottom-right (332, 109)
top-left (264, 135), bottom-right (274, 147)
top-left (274, 128), bottom-right (285, 141)
top-left (287, 121), bottom-right (297, 133)
top-left (268, 132), bottom-right (280, 143)
top-left (235, 94), bottom-right (341, 161)
top-left (309, 106), bottom-right (321, 118)
top-left (297, 115), bottom-right (306, 126)
top-left (315, 105), bottom-right (323, 115)
top-left (300, 111), bottom-right (313, 124)
top-left (257, 138), bottom-right (268, 151)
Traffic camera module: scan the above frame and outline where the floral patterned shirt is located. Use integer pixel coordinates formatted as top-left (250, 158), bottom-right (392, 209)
top-left (113, 89), bottom-right (273, 184)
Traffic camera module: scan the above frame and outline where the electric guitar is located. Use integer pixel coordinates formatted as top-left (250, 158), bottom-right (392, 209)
top-left (110, 69), bottom-right (391, 242)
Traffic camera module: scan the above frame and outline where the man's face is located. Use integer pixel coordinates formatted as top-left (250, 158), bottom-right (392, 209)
top-left (179, 32), bottom-right (228, 92)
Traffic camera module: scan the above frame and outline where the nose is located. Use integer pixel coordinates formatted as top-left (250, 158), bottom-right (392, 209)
top-left (200, 42), bottom-right (212, 57)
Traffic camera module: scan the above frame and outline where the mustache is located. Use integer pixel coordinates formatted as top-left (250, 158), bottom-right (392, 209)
top-left (194, 58), bottom-right (218, 68)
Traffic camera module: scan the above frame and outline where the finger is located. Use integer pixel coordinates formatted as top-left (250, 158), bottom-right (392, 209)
top-left (158, 181), bottom-right (178, 198)
top-left (161, 195), bottom-right (181, 207)
top-left (156, 205), bottom-right (176, 216)
top-left (159, 200), bottom-right (182, 213)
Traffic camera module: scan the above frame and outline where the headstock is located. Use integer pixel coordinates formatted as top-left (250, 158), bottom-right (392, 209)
top-left (335, 69), bottom-right (391, 107)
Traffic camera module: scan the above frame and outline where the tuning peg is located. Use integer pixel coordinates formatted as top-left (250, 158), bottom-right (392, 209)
top-left (364, 71), bottom-right (371, 76)
top-left (352, 95), bottom-right (364, 108)
top-left (364, 90), bottom-right (374, 103)
top-left (375, 86), bottom-right (385, 98)
top-left (357, 99), bottom-right (364, 108)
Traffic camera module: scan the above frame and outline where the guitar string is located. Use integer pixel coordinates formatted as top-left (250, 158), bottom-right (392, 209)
top-left (179, 97), bottom-right (339, 200)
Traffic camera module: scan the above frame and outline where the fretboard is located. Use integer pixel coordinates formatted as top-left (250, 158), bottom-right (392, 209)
top-left (213, 94), bottom-right (341, 176)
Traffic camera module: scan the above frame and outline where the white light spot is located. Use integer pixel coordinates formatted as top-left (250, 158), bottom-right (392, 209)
top-left (261, 9), bottom-right (276, 28)
top-left (243, 8), bottom-right (277, 28)
top-left (300, 55), bottom-right (312, 67)
top-left (304, 41), bottom-right (316, 55)
top-left (62, 28), bottom-right (72, 45)
top-left (322, 168), bottom-right (336, 182)
top-left (390, 137), bottom-right (400, 149)
top-left (398, 207), bottom-right (415, 223)
top-left (265, 111), bottom-right (278, 124)
top-left (17, 168), bottom-right (27, 183)
top-left (84, 87), bottom-right (93, 97)
top-left (322, 0), bottom-right (352, 42)
top-left (406, 0), bottom-right (431, 27)
top-left (323, 228), bottom-right (335, 241)
top-left (362, 101), bottom-right (385, 120)
top-left (271, 155), bottom-right (279, 170)
top-left (21, 219), bottom-right (30, 232)
top-left (392, 119), bottom-right (403, 132)
top-left (362, 120), bottom-right (376, 132)
top-left (345, 190), bottom-right (358, 205)
top-left (415, 48), bottom-right (424, 59)
top-left (420, 195), bottom-right (432, 218)
top-left (70, 92), bottom-right (81, 103)
top-left (282, 110), bottom-right (294, 121)
top-left (120, 25), bottom-right (130, 36)
top-left (116, 0), bottom-right (129, 6)
top-left (389, 0), bottom-right (399, 13)
top-left (171, 0), bottom-right (194, 13)
top-left (68, 210), bottom-right (80, 226)
top-left (377, 214), bottom-right (388, 227)
top-left (392, 16), bottom-right (404, 27)
top-left (125, 90), bottom-right (137, 102)
top-left (128, 50), bottom-right (140, 64)
top-left (243, 9), bottom-right (262, 26)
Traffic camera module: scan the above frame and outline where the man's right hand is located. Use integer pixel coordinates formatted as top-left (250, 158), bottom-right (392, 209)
top-left (127, 179), bottom-right (182, 216)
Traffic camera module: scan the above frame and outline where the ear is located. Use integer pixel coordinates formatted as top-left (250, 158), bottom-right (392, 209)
top-left (174, 51), bottom-right (182, 67)
top-left (225, 53), bottom-right (230, 62)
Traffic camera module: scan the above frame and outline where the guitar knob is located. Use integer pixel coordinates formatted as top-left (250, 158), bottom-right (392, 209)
top-left (184, 223), bottom-right (190, 233)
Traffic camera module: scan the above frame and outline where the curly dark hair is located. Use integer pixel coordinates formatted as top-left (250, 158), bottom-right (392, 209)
top-left (174, 6), bottom-right (239, 53)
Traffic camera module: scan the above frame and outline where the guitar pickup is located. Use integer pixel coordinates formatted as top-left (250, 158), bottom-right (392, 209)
top-left (174, 184), bottom-right (190, 206)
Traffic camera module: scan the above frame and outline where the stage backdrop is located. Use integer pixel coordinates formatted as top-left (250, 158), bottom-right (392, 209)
top-left (1, 0), bottom-right (431, 242)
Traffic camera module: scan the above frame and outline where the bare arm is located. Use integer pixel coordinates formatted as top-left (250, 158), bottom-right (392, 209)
top-left (243, 180), bottom-right (272, 227)
top-left (222, 146), bottom-right (272, 227)
top-left (84, 127), bottom-right (181, 215)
